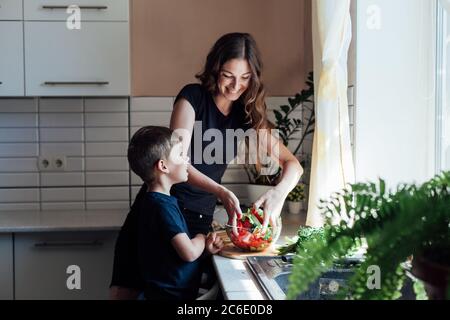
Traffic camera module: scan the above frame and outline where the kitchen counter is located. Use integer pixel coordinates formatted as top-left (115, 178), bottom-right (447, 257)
top-left (0, 210), bottom-right (128, 232)
top-left (0, 205), bottom-right (306, 299)
top-left (212, 211), bottom-right (306, 300)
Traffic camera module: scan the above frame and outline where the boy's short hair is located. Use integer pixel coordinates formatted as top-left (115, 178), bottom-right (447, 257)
top-left (128, 126), bottom-right (181, 186)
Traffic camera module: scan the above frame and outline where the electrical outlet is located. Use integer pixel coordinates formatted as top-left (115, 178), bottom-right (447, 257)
top-left (52, 155), bottom-right (67, 171)
top-left (37, 156), bottom-right (52, 171)
top-left (37, 155), bottom-right (67, 171)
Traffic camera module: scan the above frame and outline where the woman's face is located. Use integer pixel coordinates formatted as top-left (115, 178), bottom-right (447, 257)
top-left (217, 58), bottom-right (252, 101)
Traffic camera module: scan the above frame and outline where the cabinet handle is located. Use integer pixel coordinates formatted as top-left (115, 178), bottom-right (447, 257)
top-left (44, 81), bottom-right (109, 86)
top-left (42, 5), bottom-right (108, 10)
top-left (34, 240), bottom-right (103, 248)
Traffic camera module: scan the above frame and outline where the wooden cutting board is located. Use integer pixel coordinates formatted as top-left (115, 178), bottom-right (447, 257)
top-left (215, 230), bottom-right (280, 260)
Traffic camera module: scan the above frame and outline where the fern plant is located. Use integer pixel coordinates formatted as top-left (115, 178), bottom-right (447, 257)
top-left (287, 171), bottom-right (450, 300)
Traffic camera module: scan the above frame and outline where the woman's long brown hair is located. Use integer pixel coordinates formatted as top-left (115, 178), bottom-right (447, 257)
top-left (196, 33), bottom-right (271, 131)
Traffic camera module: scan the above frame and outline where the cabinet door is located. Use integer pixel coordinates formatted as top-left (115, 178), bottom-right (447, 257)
top-left (0, 234), bottom-right (13, 300)
top-left (0, 0), bottom-right (22, 20)
top-left (14, 231), bottom-right (118, 300)
top-left (0, 22), bottom-right (24, 96)
top-left (24, 0), bottom-right (128, 21)
top-left (24, 21), bottom-right (130, 96)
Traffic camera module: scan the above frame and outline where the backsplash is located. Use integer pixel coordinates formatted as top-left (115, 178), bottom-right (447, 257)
top-left (0, 98), bottom-right (130, 211)
top-left (0, 95), bottom-right (353, 212)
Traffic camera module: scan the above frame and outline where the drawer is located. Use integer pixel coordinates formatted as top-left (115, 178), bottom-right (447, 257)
top-left (24, 0), bottom-right (128, 21)
top-left (0, 22), bottom-right (25, 96)
top-left (0, 0), bottom-right (22, 20)
top-left (14, 231), bottom-right (118, 300)
top-left (24, 22), bottom-right (130, 96)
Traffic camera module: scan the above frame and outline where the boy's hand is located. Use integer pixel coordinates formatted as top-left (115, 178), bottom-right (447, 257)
top-left (206, 232), bottom-right (224, 255)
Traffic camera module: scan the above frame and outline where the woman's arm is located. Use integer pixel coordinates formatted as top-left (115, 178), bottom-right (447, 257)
top-left (170, 98), bottom-right (243, 222)
top-left (254, 132), bottom-right (304, 230)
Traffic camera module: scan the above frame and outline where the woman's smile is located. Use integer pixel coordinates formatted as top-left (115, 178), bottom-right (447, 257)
top-left (225, 87), bottom-right (241, 97)
top-left (218, 58), bottom-right (252, 101)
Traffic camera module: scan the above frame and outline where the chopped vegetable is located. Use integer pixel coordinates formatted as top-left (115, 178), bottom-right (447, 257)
top-left (227, 207), bottom-right (277, 252)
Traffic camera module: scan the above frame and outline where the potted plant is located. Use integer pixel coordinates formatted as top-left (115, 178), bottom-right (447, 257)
top-left (240, 150), bottom-right (280, 205)
top-left (242, 72), bottom-right (315, 205)
top-left (273, 71), bottom-right (315, 157)
top-left (286, 184), bottom-right (306, 215)
top-left (285, 171), bottom-right (450, 300)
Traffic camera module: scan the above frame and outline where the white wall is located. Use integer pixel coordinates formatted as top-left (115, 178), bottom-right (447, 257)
top-left (355, 0), bottom-right (436, 186)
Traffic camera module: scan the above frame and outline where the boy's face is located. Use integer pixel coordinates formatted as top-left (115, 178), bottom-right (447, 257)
top-left (166, 142), bottom-right (189, 183)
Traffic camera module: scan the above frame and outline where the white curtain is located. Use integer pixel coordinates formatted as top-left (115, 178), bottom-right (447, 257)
top-left (306, 0), bottom-right (355, 227)
top-left (439, 0), bottom-right (450, 171)
top-left (440, 0), bottom-right (450, 12)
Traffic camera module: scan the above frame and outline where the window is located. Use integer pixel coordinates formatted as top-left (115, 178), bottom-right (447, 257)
top-left (437, 1), bottom-right (450, 172)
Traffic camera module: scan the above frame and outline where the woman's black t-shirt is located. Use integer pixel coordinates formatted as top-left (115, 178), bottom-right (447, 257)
top-left (171, 83), bottom-right (251, 216)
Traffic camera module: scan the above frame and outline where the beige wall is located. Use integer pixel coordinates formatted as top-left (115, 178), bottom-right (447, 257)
top-left (131, 0), bottom-right (313, 97)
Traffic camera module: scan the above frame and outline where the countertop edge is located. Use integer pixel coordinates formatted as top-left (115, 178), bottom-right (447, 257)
top-left (0, 209), bottom-right (128, 233)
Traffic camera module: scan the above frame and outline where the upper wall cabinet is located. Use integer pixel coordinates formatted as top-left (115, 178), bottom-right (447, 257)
top-left (0, 22), bottom-right (25, 96)
top-left (0, 0), bottom-right (23, 20)
top-left (25, 22), bottom-right (130, 96)
top-left (23, 0), bottom-right (128, 21)
top-left (0, 0), bottom-right (129, 97)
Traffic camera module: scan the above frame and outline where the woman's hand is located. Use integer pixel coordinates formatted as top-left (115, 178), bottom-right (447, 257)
top-left (254, 187), bottom-right (287, 233)
top-left (217, 186), bottom-right (243, 236)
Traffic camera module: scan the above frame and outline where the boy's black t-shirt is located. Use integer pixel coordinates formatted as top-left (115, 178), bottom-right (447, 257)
top-left (171, 83), bottom-right (252, 216)
top-left (138, 191), bottom-right (201, 300)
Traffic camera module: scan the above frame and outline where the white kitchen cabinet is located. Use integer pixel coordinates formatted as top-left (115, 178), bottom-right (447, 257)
top-left (0, 234), bottom-right (13, 300)
top-left (0, 22), bottom-right (25, 96)
top-left (24, 22), bottom-right (130, 97)
top-left (24, 0), bottom-right (128, 21)
top-left (14, 231), bottom-right (118, 300)
top-left (0, 0), bottom-right (22, 20)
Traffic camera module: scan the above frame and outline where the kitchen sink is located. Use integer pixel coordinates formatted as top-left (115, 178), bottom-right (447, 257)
top-left (247, 255), bottom-right (359, 300)
top-left (247, 255), bottom-right (417, 300)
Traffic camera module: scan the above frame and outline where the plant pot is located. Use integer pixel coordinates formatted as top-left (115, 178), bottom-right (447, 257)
top-left (242, 184), bottom-right (272, 206)
top-left (411, 254), bottom-right (450, 300)
top-left (287, 201), bottom-right (303, 215)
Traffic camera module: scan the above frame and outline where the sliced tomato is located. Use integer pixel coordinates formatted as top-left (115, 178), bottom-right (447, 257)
top-left (251, 207), bottom-right (264, 223)
top-left (242, 219), bottom-right (252, 229)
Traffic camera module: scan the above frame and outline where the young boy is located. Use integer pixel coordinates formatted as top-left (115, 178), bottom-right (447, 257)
top-left (110, 126), bottom-right (223, 300)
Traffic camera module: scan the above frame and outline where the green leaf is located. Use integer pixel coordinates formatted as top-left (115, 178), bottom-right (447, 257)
top-left (290, 97), bottom-right (299, 108)
top-left (274, 110), bottom-right (283, 122)
top-left (380, 179), bottom-right (386, 195)
top-left (281, 105), bottom-right (290, 114)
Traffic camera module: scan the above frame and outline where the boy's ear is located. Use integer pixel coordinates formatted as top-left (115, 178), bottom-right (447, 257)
top-left (156, 159), bottom-right (169, 173)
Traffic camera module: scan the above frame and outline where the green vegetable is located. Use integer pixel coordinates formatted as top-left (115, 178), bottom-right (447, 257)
top-left (278, 226), bottom-right (324, 256)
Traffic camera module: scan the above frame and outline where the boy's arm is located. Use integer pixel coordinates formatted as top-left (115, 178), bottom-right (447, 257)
top-left (171, 233), bottom-right (206, 262)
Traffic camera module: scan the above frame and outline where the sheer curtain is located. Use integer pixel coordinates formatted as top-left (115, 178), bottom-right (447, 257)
top-left (438, 0), bottom-right (450, 171)
top-left (440, 0), bottom-right (450, 12)
top-left (306, 0), bottom-right (355, 227)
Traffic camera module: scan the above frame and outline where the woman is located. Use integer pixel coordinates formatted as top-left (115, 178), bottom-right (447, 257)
top-left (110, 32), bottom-right (303, 299)
top-left (170, 32), bottom-right (303, 234)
